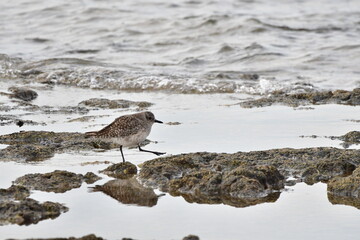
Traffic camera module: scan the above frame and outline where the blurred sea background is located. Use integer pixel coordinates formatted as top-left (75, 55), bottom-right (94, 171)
top-left (1, 0), bottom-right (360, 94)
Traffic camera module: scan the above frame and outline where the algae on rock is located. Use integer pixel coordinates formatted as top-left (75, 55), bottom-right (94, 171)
top-left (0, 131), bottom-right (119, 162)
top-left (78, 98), bottom-right (153, 109)
top-left (239, 88), bottom-right (360, 108)
top-left (99, 162), bottom-right (137, 179)
top-left (0, 185), bottom-right (30, 201)
top-left (14, 170), bottom-right (101, 193)
top-left (139, 148), bottom-right (360, 207)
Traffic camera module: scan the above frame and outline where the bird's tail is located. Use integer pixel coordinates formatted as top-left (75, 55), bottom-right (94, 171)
top-left (84, 131), bottom-right (98, 138)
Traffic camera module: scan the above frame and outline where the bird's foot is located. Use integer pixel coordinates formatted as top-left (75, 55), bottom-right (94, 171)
top-left (153, 151), bottom-right (166, 156)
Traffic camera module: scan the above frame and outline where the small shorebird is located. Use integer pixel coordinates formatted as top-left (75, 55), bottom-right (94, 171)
top-left (85, 111), bottom-right (165, 162)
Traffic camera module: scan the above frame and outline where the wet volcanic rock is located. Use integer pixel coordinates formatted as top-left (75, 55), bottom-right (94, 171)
top-left (0, 185), bottom-right (30, 201)
top-left (139, 153), bottom-right (285, 207)
top-left (327, 167), bottom-right (360, 209)
top-left (328, 167), bottom-right (360, 198)
top-left (139, 148), bottom-right (360, 207)
top-left (240, 88), bottom-right (360, 108)
top-left (14, 170), bottom-right (101, 193)
top-left (78, 98), bottom-right (153, 109)
top-left (0, 131), bottom-right (119, 162)
top-left (0, 144), bottom-right (55, 162)
top-left (100, 162), bottom-right (137, 179)
top-left (338, 131), bottom-right (360, 148)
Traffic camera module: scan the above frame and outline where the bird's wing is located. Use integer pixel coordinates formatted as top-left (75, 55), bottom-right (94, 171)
top-left (96, 115), bottom-right (144, 138)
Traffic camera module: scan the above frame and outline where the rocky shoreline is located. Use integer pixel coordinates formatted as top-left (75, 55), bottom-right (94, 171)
top-left (0, 130), bottom-right (359, 220)
top-left (239, 88), bottom-right (360, 108)
top-left (138, 148), bottom-right (360, 206)
top-left (0, 84), bottom-right (360, 238)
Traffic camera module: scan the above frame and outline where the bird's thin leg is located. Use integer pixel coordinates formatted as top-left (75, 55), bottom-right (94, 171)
top-left (138, 145), bottom-right (165, 156)
top-left (120, 145), bottom-right (126, 163)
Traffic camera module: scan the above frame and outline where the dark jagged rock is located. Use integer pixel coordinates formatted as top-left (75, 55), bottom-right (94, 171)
top-left (340, 131), bottom-right (360, 144)
top-left (139, 148), bottom-right (360, 207)
top-left (338, 131), bottom-right (360, 148)
top-left (139, 153), bottom-right (285, 207)
top-left (100, 162), bottom-right (137, 179)
top-left (14, 170), bottom-right (101, 193)
top-left (0, 144), bottom-right (55, 162)
top-left (328, 193), bottom-right (360, 210)
top-left (0, 185), bottom-right (30, 201)
top-left (0, 131), bottom-right (119, 162)
top-left (301, 160), bottom-right (355, 185)
top-left (79, 98), bottom-right (153, 109)
top-left (0, 131), bottom-right (88, 148)
top-left (328, 167), bottom-right (360, 198)
top-left (327, 167), bottom-right (360, 209)
top-left (0, 131), bottom-right (151, 162)
top-left (0, 198), bottom-right (68, 226)
top-left (240, 88), bottom-right (360, 108)
top-left (93, 178), bottom-right (158, 207)
top-left (183, 235), bottom-right (200, 240)
top-left (169, 165), bottom-right (283, 199)
top-left (84, 172), bottom-right (102, 184)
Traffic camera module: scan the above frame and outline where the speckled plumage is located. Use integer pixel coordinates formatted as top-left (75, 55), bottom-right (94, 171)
top-left (85, 111), bottom-right (165, 162)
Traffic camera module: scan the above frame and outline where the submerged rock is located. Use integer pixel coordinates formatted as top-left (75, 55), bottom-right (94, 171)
top-left (14, 170), bottom-right (101, 193)
top-left (79, 98), bottom-right (153, 109)
top-left (93, 178), bottom-right (159, 207)
top-left (0, 198), bottom-right (68, 226)
top-left (240, 88), bottom-right (360, 108)
top-left (100, 162), bottom-right (137, 179)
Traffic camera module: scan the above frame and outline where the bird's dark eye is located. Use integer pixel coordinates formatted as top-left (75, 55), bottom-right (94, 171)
top-left (146, 112), bottom-right (154, 121)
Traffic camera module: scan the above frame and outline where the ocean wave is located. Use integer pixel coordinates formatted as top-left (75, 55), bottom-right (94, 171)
top-left (0, 54), bottom-right (317, 95)
top-left (35, 69), bottom-right (316, 95)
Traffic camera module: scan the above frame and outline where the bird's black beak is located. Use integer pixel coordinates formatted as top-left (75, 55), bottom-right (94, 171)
top-left (155, 119), bottom-right (163, 124)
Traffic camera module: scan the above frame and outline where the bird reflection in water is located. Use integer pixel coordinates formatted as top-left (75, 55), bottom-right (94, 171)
top-left (92, 177), bottom-right (163, 207)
